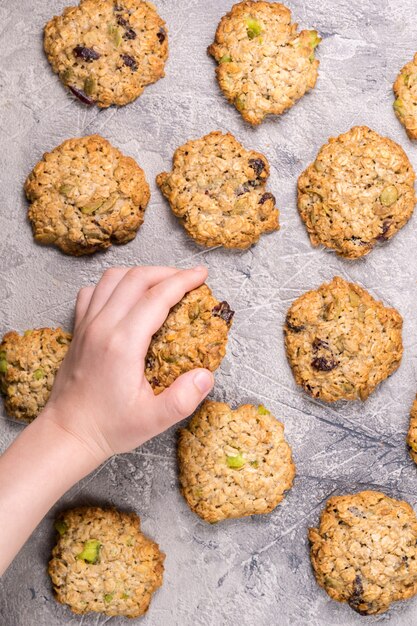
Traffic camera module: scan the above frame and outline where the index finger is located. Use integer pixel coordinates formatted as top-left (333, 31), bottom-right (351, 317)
top-left (121, 266), bottom-right (208, 355)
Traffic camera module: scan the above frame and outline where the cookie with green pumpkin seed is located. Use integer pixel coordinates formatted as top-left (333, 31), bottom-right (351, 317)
top-left (393, 53), bottom-right (417, 140)
top-left (0, 328), bottom-right (71, 422)
top-left (177, 401), bottom-right (295, 523)
top-left (25, 135), bottom-right (150, 256)
top-left (49, 507), bottom-right (164, 618)
top-left (208, 1), bottom-right (320, 125)
top-left (309, 491), bottom-right (417, 615)
top-left (284, 276), bottom-right (403, 402)
top-left (44, 0), bottom-right (168, 108)
top-left (298, 126), bottom-right (416, 259)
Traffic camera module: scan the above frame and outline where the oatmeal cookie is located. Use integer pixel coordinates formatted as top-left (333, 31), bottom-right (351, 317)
top-left (145, 285), bottom-right (234, 394)
top-left (0, 328), bottom-right (71, 423)
top-left (309, 491), bottom-right (417, 615)
top-left (298, 126), bottom-right (416, 259)
top-left (44, 0), bottom-right (168, 108)
top-left (49, 507), bottom-right (164, 618)
top-left (407, 395), bottom-right (417, 464)
top-left (394, 54), bottom-right (417, 140)
top-left (156, 131), bottom-right (279, 248)
top-left (178, 401), bottom-right (295, 523)
top-left (208, 1), bottom-right (320, 125)
top-left (284, 276), bottom-right (403, 402)
top-left (25, 135), bottom-right (150, 256)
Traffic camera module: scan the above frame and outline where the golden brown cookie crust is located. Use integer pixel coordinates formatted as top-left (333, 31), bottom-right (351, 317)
top-left (25, 135), bottom-right (150, 256)
top-left (298, 126), bottom-right (416, 259)
top-left (284, 276), bottom-right (403, 402)
top-left (49, 507), bottom-right (164, 618)
top-left (407, 395), bottom-right (417, 464)
top-left (178, 401), bottom-right (295, 523)
top-left (44, 0), bottom-right (168, 108)
top-left (208, 1), bottom-right (320, 125)
top-left (156, 131), bottom-right (279, 249)
top-left (145, 285), bottom-right (234, 394)
top-left (0, 328), bottom-right (71, 423)
top-left (393, 53), bottom-right (417, 140)
top-left (309, 491), bottom-right (417, 615)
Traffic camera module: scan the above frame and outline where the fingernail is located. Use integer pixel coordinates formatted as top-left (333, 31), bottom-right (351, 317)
top-left (193, 265), bottom-right (207, 273)
top-left (193, 370), bottom-right (213, 394)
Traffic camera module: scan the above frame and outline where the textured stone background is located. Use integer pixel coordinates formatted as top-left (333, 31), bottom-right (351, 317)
top-left (1, 0), bottom-right (417, 624)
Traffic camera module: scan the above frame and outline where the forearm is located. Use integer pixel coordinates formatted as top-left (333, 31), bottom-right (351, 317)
top-left (0, 411), bottom-right (106, 575)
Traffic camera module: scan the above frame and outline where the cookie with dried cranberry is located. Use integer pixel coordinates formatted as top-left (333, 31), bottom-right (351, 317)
top-left (178, 401), bottom-right (295, 523)
top-left (44, 0), bottom-right (168, 108)
top-left (309, 491), bottom-right (417, 615)
top-left (0, 328), bottom-right (71, 423)
top-left (49, 507), bottom-right (164, 617)
top-left (284, 276), bottom-right (403, 402)
top-left (25, 135), bottom-right (150, 256)
top-left (208, 1), bottom-right (320, 125)
top-left (298, 126), bottom-right (416, 259)
top-left (406, 395), bottom-right (417, 464)
top-left (156, 131), bottom-right (279, 248)
top-left (145, 285), bottom-right (234, 394)
top-left (393, 53), bottom-right (417, 140)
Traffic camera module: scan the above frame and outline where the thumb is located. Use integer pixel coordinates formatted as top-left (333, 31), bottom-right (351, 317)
top-left (153, 368), bottom-right (214, 432)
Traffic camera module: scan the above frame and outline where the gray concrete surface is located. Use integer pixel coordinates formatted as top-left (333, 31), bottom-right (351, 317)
top-left (1, 0), bottom-right (417, 624)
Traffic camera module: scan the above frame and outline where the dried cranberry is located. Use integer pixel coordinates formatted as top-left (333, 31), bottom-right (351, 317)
top-left (348, 575), bottom-right (366, 614)
top-left (311, 356), bottom-right (338, 372)
top-left (212, 301), bottom-right (234, 325)
top-left (157, 28), bottom-right (166, 43)
top-left (73, 45), bottom-right (100, 62)
top-left (121, 54), bottom-right (138, 71)
top-left (377, 220), bottom-right (391, 242)
top-left (286, 318), bottom-right (305, 333)
top-left (68, 85), bottom-right (95, 105)
top-left (249, 158), bottom-right (265, 176)
top-left (116, 16), bottom-right (136, 39)
top-left (259, 192), bottom-right (275, 205)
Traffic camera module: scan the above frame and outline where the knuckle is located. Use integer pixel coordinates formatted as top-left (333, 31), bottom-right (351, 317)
top-left (103, 267), bottom-right (124, 281)
top-left (142, 288), bottom-right (158, 305)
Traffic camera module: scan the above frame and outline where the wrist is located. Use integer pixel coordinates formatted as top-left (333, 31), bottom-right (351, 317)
top-left (36, 407), bottom-right (111, 472)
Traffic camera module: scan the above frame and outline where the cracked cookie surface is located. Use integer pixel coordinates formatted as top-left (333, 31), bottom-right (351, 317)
top-left (145, 285), bottom-right (233, 394)
top-left (156, 131), bottom-right (279, 248)
top-left (44, 0), bottom-right (168, 107)
top-left (394, 53), bottom-right (417, 140)
top-left (0, 328), bottom-right (71, 423)
top-left (297, 126), bottom-right (416, 259)
top-left (49, 507), bottom-right (164, 618)
top-left (178, 401), bottom-right (295, 523)
top-left (407, 395), bottom-right (417, 464)
top-left (284, 276), bottom-right (403, 402)
top-left (208, 1), bottom-right (320, 125)
top-left (309, 491), bottom-right (417, 615)
top-left (25, 135), bottom-right (150, 256)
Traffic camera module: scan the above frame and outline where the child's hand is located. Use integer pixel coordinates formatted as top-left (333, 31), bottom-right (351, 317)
top-left (42, 266), bottom-right (214, 462)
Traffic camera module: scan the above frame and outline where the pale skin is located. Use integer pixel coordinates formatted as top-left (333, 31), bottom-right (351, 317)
top-left (0, 265), bottom-right (214, 575)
